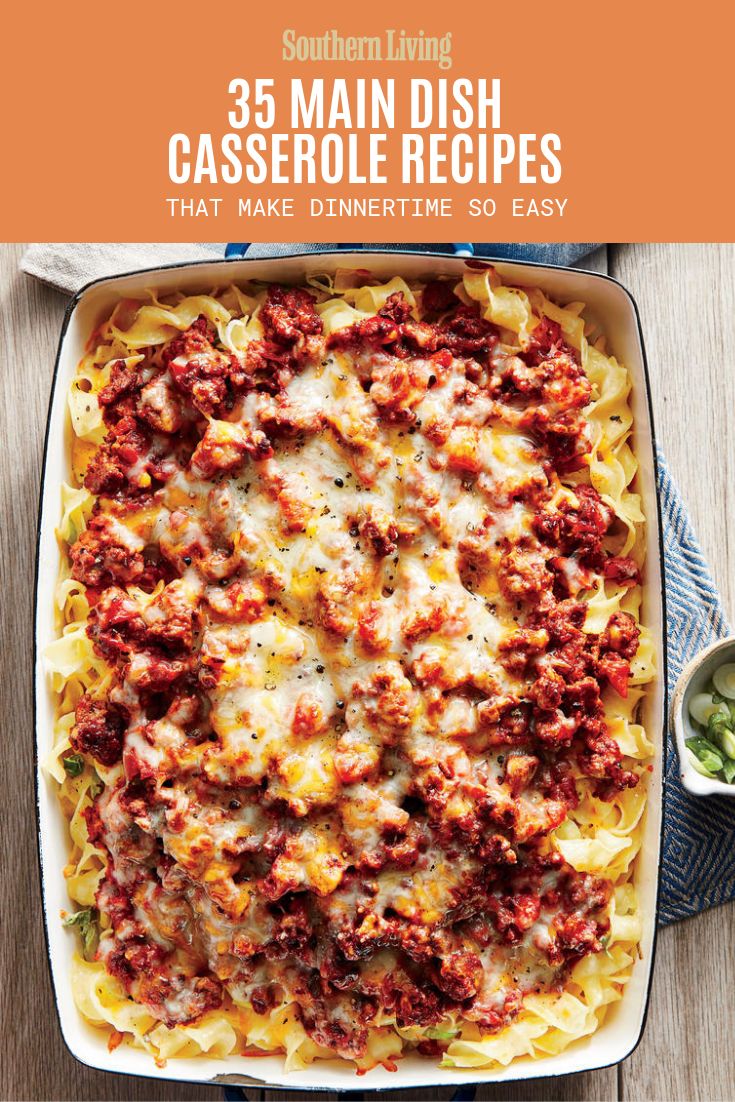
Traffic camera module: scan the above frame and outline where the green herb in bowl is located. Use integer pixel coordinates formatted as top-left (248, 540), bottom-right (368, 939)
top-left (686, 663), bottom-right (735, 782)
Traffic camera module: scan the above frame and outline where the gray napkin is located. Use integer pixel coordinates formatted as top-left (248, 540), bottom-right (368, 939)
top-left (20, 243), bottom-right (224, 294)
top-left (22, 243), bottom-right (600, 296)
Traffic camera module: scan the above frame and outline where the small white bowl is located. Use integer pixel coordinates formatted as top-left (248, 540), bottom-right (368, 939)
top-left (671, 635), bottom-right (735, 797)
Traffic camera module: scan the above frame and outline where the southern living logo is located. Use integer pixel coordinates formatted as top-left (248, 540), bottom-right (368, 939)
top-left (282, 29), bottom-right (454, 70)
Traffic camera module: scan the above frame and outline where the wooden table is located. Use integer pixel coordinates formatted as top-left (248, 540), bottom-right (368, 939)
top-left (2, 243), bottom-right (733, 1102)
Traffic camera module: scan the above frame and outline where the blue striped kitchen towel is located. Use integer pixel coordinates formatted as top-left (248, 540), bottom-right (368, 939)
top-left (656, 449), bottom-right (734, 923)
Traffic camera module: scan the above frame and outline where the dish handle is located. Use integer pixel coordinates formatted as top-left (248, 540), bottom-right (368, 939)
top-left (224, 243), bottom-right (476, 257)
top-left (223, 1087), bottom-right (477, 1100)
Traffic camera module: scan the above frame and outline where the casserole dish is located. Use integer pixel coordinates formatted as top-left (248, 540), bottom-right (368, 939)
top-left (35, 250), bottom-right (666, 1091)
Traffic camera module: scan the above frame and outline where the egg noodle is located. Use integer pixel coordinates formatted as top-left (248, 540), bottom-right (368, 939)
top-left (45, 265), bottom-right (654, 1074)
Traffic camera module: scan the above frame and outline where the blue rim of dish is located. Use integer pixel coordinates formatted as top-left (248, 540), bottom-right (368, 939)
top-left (32, 248), bottom-right (668, 1094)
top-left (224, 244), bottom-right (477, 257)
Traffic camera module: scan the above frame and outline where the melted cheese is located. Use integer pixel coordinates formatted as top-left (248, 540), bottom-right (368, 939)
top-left (55, 273), bottom-right (651, 1071)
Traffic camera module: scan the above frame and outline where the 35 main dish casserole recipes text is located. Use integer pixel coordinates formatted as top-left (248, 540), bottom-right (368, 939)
top-left (45, 266), bottom-right (655, 1073)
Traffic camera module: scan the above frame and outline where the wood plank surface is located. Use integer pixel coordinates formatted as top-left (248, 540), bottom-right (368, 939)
top-left (610, 243), bottom-right (735, 1102)
top-left (1, 242), bottom-right (732, 1102)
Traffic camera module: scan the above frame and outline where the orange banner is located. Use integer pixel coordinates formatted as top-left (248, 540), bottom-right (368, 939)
top-left (3, 0), bottom-right (733, 241)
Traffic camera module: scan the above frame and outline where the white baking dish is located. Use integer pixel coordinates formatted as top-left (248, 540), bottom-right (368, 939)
top-left (34, 251), bottom-right (666, 1092)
